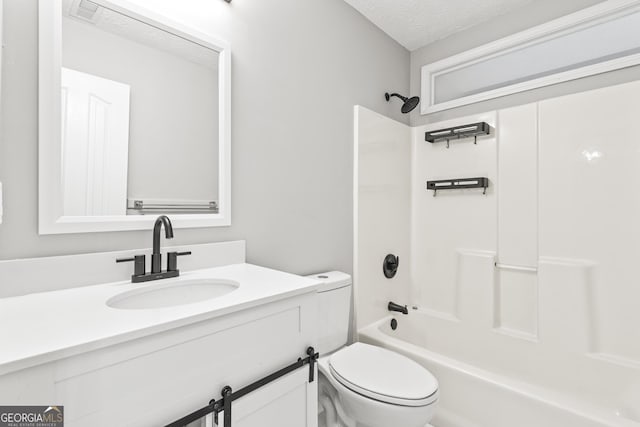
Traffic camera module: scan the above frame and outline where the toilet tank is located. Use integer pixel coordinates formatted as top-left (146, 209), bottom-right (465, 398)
top-left (307, 271), bottom-right (352, 356)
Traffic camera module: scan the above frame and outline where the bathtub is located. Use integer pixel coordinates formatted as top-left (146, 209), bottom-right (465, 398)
top-left (358, 314), bottom-right (640, 427)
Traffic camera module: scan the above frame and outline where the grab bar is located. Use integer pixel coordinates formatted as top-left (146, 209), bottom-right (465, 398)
top-left (494, 262), bottom-right (537, 273)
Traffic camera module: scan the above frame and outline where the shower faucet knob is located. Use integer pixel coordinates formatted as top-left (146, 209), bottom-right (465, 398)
top-left (383, 254), bottom-right (399, 278)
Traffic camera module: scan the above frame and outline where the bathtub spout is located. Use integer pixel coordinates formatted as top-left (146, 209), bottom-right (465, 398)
top-left (388, 301), bottom-right (408, 315)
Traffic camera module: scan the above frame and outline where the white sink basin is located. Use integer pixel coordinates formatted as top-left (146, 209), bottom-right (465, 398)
top-left (107, 279), bottom-right (239, 310)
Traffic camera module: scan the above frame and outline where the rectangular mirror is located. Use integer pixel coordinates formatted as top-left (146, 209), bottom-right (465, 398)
top-left (39, 0), bottom-right (231, 234)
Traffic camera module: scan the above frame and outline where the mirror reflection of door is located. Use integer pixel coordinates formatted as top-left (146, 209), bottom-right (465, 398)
top-left (61, 67), bottom-right (130, 216)
top-left (60, 0), bottom-right (220, 217)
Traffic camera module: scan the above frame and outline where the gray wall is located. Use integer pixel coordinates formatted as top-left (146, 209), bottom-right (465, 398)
top-left (0, 0), bottom-right (410, 276)
top-left (409, 0), bottom-right (640, 126)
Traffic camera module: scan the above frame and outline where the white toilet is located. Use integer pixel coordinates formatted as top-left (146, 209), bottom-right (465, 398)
top-left (309, 272), bottom-right (438, 427)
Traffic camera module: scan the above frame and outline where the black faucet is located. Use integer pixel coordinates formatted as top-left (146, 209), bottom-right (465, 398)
top-left (116, 215), bottom-right (191, 283)
top-left (152, 215), bottom-right (174, 274)
top-left (388, 301), bottom-right (408, 315)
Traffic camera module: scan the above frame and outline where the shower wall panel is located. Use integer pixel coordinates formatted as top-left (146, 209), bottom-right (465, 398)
top-left (353, 106), bottom-right (411, 329)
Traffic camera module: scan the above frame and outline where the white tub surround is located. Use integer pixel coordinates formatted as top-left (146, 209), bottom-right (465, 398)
top-left (354, 81), bottom-right (640, 427)
top-left (0, 241), bottom-right (321, 426)
top-left (353, 106), bottom-right (411, 329)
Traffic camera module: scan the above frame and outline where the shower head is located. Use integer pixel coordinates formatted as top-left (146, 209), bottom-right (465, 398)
top-left (401, 96), bottom-right (420, 114)
top-left (385, 92), bottom-right (420, 114)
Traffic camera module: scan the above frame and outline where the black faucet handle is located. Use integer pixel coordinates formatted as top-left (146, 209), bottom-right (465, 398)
top-left (167, 251), bottom-right (192, 272)
top-left (116, 255), bottom-right (146, 277)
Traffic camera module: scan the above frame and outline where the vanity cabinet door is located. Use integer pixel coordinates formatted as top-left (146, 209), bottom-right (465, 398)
top-left (230, 368), bottom-right (317, 427)
top-left (50, 294), bottom-right (318, 427)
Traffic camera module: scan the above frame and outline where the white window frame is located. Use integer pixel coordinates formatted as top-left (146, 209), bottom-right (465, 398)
top-left (420, 0), bottom-right (640, 115)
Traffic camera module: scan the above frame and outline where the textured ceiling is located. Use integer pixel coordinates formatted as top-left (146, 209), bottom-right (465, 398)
top-left (343, 0), bottom-right (536, 51)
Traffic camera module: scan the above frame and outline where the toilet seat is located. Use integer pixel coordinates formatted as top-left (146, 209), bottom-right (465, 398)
top-left (328, 343), bottom-right (438, 407)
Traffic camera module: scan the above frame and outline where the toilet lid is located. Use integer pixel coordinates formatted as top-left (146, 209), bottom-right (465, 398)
top-left (329, 343), bottom-right (438, 407)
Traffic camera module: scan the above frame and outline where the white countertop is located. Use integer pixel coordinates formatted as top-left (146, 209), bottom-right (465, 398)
top-left (0, 263), bottom-right (321, 376)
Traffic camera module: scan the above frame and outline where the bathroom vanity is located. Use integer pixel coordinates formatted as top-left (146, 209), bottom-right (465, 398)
top-left (0, 241), bottom-right (320, 427)
top-left (0, 2), bottom-right (324, 423)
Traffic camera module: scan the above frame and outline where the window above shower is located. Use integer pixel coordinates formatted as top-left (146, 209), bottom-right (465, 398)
top-left (420, 0), bottom-right (640, 114)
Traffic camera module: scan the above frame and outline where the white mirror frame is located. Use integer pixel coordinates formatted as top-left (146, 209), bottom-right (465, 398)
top-left (38, 0), bottom-right (231, 234)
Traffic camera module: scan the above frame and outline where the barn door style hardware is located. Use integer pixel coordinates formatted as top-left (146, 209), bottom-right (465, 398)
top-left (427, 177), bottom-right (489, 197)
top-left (166, 347), bottom-right (319, 427)
top-left (425, 122), bottom-right (491, 148)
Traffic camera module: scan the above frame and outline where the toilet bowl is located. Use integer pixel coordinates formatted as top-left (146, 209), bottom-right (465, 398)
top-left (308, 272), bottom-right (438, 427)
top-left (318, 343), bottom-right (438, 427)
